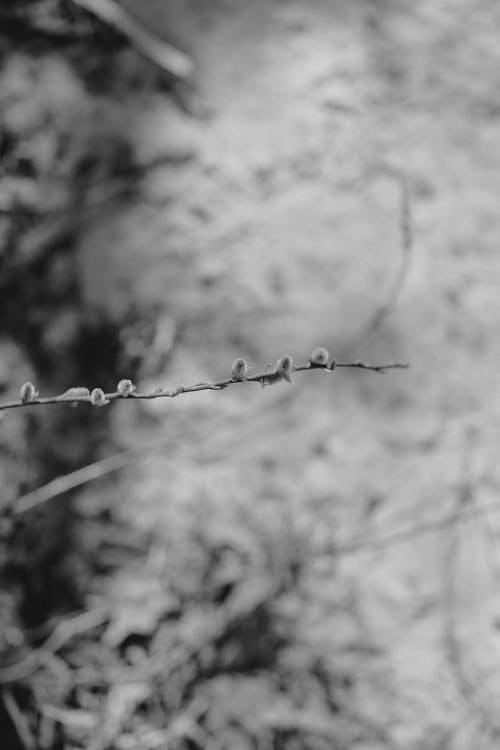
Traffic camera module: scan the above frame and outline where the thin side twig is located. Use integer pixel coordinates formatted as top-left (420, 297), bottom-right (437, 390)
top-left (0, 608), bottom-right (108, 686)
top-left (15, 450), bottom-right (138, 514)
top-left (364, 167), bottom-right (413, 336)
top-left (12, 391), bottom-right (321, 515)
top-left (331, 494), bottom-right (500, 556)
top-left (2, 687), bottom-right (36, 749)
top-left (441, 427), bottom-right (500, 743)
top-left (69, 0), bottom-right (195, 80)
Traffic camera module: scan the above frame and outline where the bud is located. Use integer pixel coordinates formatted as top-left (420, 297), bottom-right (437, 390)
top-left (62, 387), bottom-right (90, 399)
top-left (61, 387), bottom-right (90, 407)
top-left (276, 355), bottom-right (294, 383)
top-left (117, 379), bottom-right (136, 396)
top-left (231, 358), bottom-right (248, 381)
top-left (20, 382), bottom-right (38, 404)
top-left (309, 347), bottom-right (329, 366)
top-left (90, 388), bottom-right (109, 407)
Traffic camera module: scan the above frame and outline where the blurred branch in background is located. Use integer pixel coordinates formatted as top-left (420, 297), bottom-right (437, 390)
top-left (363, 166), bottom-right (413, 337)
top-left (0, 0), bottom-right (194, 81)
top-left (69, 0), bottom-right (194, 80)
top-left (14, 437), bottom-right (500, 553)
top-left (1, 687), bottom-right (36, 750)
top-left (441, 428), bottom-right (500, 745)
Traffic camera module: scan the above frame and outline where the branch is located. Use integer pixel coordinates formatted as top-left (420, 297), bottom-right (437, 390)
top-left (1, 687), bottom-right (36, 750)
top-left (332, 497), bottom-right (500, 556)
top-left (15, 451), bottom-right (137, 514)
top-left (69, 0), bottom-right (195, 81)
top-left (1, 349), bottom-right (408, 414)
top-left (440, 427), bottom-right (500, 743)
top-left (364, 167), bottom-right (413, 336)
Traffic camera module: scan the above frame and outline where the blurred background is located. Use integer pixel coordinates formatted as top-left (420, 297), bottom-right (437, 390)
top-left (1, 1), bottom-right (500, 748)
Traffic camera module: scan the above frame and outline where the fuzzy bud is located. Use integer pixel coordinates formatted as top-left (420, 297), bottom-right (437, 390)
top-left (231, 358), bottom-right (248, 381)
top-left (62, 387), bottom-right (90, 400)
top-left (61, 387), bottom-right (90, 407)
top-left (90, 388), bottom-right (109, 407)
top-left (20, 382), bottom-right (37, 404)
top-left (276, 355), bottom-right (294, 383)
top-left (117, 379), bottom-right (136, 397)
top-left (309, 347), bottom-right (329, 366)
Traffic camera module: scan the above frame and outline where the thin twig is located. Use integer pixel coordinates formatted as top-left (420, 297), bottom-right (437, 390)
top-left (12, 396), bottom-right (306, 514)
top-left (364, 167), bottom-right (413, 336)
top-left (0, 609), bottom-right (108, 685)
top-left (441, 428), bottom-right (500, 742)
top-left (332, 494), bottom-right (500, 556)
top-left (15, 450), bottom-right (138, 514)
top-left (1, 687), bottom-right (36, 750)
top-left (0, 356), bottom-right (408, 413)
top-left (69, 0), bottom-right (195, 80)
top-left (15, 452), bottom-right (500, 564)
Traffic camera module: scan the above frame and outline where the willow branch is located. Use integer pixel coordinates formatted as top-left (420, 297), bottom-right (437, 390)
top-left (1, 351), bottom-right (408, 414)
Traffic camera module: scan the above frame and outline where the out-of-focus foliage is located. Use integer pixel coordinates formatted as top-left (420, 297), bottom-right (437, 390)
top-left (3, 1), bottom-right (500, 749)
